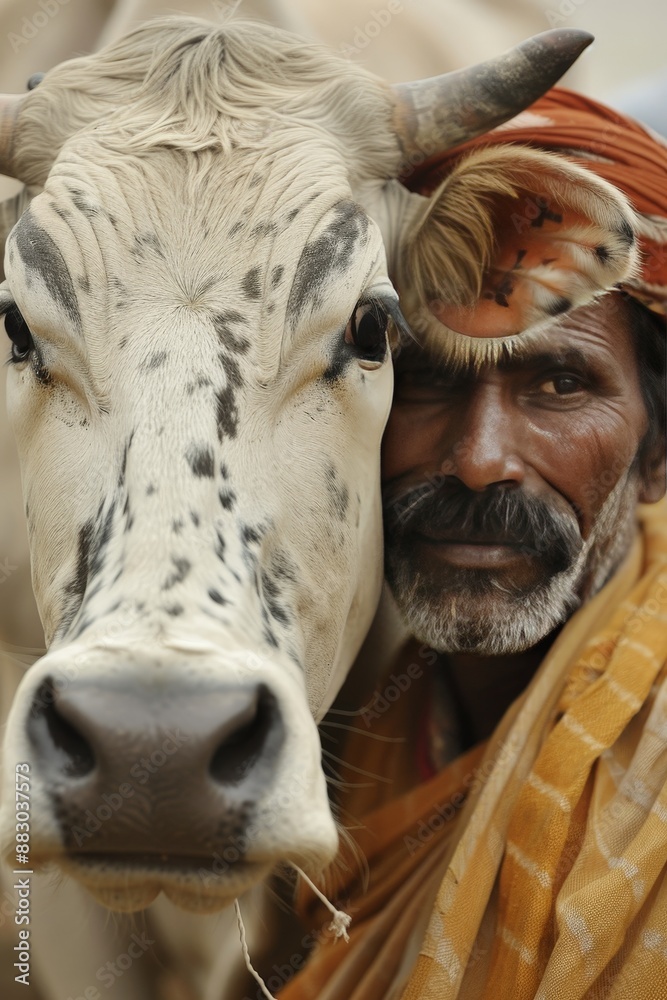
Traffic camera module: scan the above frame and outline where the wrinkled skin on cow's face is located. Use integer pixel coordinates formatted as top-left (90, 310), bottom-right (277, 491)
top-left (0, 25), bottom-right (401, 913)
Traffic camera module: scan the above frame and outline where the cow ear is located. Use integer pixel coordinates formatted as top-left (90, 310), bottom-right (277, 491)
top-left (400, 145), bottom-right (639, 359)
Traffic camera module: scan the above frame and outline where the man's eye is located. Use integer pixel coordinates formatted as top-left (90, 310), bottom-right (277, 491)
top-left (394, 368), bottom-right (460, 402)
top-left (4, 306), bottom-right (34, 363)
top-left (539, 373), bottom-right (585, 395)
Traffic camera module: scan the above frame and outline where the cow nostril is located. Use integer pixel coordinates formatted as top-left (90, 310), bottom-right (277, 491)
top-left (28, 679), bottom-right (96, 779)
top-left (209, 685), bottom-right (278, 785)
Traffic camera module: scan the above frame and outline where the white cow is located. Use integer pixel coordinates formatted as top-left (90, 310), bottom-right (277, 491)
top-left (0, 15), bottom-right (633, 1000)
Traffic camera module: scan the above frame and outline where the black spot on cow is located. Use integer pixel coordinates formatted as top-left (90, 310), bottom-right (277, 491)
top-left (164, 604), bottom-right (184, 617)
top-left (212, 312), bottom-right (250, 354)
top-left (218, 352), bottom-right (243, 389)
top-left (251, 221), bottom-right (277, 238)
top-left (208, 588), bottom-right (228, 606)
top-left (241, 267), bottom-right (262, 300)
top-left (190, 511), bottom-right (200, 527)
top-left (215, 378), bottom-right (241, 442)
top-left (215, 529), bottom-right (226, 562)
top-left (263, 627), bottom-right (279, 649)
top-left (271, 549), bottom-right (298, 583)
top-left (143, 350), bottom-right (167, 371)
top-left (12, 210), bottom-right (82, 330)
top-left (53, 205), bottom-right (72, 223)
top-left (111, 277), bottom-right (130, 310)
top-left (594, 244), bottom-right (610, 262)
top-left (219, 489), bottom-right (236, 511)
top-left (65, 520), bottom-right (94, 606)
top-left (163, 557), bottom-right (191, 590)
top-left (220, 463), bottom-right (230, 480)
top-left (71, 191), bottom-right (100, 220)
top-left (186, 375), bottom-right (214, 394)
top-left (261, 571), bottom-right (290, 626)
top-left (287, 200), bottom-right (370, 327)
top-left (132, 232), bottom-right (165, 260)
top-left (271, 265), bottom-right (284, 289)
top-left (62, 500), bottom-right (117, 631)
top-left (242, 525), bottom-right (262, 546)
top-left (118, 432), bottom-right (135, 487)
top-left (186, 445), bottom-right (215, 478)
top-left (325, 463), bottom-right (350, 521)
top-left (286, 207), bottom-right (300, 223)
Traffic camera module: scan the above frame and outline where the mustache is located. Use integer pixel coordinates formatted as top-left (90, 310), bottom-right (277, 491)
top-left (383, 480), bottom-right (583, 570)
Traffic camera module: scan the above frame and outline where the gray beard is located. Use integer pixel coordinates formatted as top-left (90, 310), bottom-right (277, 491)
top-left (385, 472), bottom-right (639, 656)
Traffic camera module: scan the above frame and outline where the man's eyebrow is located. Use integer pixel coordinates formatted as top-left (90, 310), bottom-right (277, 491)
top-left (496, 347), bottom-right (593, 374)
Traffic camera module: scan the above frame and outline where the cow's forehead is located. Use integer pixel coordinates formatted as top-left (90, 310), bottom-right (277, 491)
top-left (5, 147), bottom-right (390, 366)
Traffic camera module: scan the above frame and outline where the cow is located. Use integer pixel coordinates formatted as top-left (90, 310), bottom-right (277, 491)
top-left (0, 15), bottom-right (638, 998)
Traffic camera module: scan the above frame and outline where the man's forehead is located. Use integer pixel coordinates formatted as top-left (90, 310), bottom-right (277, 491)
top-left (403, 298), bottom-right (636, 377)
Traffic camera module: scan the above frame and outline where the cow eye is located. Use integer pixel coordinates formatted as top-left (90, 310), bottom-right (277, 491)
top-left (4, 306), bottom-right (34, 363)
top-left (345, 301), bottom-right (389, 368)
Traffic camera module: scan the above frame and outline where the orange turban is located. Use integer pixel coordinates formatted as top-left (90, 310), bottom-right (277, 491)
top-left (404, 87), bottom-right (667, 316)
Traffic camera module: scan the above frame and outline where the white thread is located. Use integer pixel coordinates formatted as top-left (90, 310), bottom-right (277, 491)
top-left (291, 864), bottom-right (352, 942)
top-left (235, 899), bottom-right (277, 1000)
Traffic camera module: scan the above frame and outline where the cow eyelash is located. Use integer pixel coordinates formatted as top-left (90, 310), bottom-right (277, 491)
top-left (344, 296), bottom-right (412, 370)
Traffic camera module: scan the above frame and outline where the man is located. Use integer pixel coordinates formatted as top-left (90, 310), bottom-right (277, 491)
top-left (278, 91), bottom-right (667, 999)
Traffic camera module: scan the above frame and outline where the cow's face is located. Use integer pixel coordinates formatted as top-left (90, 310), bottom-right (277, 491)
top-left (0, 18), bottom-right (598, 911)
top-left (1, 72), bottom-right (396, 917)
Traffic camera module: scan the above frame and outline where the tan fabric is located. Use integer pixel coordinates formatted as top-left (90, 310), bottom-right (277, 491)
top-left (282, 500), bottom-right (667, 999)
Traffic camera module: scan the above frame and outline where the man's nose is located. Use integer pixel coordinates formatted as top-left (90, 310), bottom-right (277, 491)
top-left (444, 389), bottom-right (526, 491)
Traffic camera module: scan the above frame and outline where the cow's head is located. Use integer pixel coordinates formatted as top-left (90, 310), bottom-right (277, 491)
top-left (0, 18), bottom-right (602, 912)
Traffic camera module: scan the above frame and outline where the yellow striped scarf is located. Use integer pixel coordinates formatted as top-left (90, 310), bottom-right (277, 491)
top-left (282, 500), bottom-right (667, 1000)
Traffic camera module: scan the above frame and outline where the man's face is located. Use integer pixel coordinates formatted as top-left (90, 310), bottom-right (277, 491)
top-left (382, 297), bottom-right (664, 655)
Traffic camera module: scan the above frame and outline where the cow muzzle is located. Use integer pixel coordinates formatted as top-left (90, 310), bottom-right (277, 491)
top-left (1, 652), bottom-right (338, 912)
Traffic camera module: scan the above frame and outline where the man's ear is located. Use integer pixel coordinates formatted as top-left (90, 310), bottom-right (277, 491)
top-left (399, 145), bottom-right (640, 361)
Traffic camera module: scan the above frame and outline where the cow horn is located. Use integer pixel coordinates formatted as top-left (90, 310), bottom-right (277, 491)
top-left (0, 94), bottom-right (27, 179)
top-left (392, 28), bottom-right (593, 167)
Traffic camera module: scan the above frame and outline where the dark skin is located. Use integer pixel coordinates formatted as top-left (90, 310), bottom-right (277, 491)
top-left (382, 298), bottom-right (666, 743)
